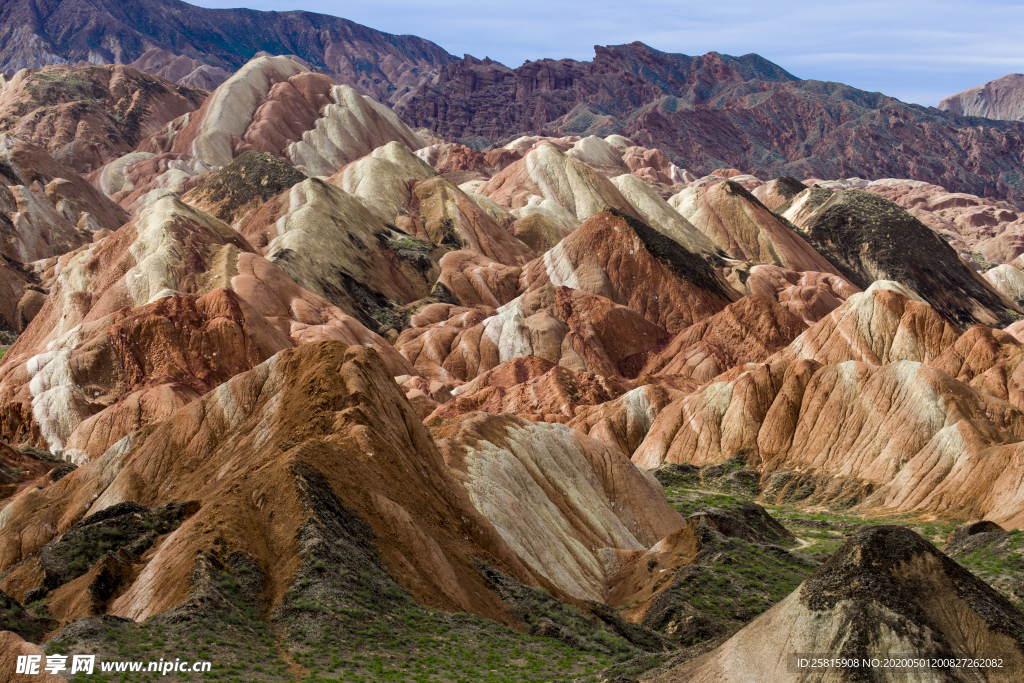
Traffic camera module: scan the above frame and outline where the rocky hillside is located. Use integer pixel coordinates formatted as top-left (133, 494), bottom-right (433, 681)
top-left (660, 526), bottom-right (1024, 682)
top-left (5, 3), bottom-right (1024, 205)
top-left (941, 73), bottom-right (1024, 122)
top-left (1, 56), bottom-right (1024, 682)
top-left (397, 43), bottom-right (1024, 205)
top-left (0, 63), bottom-right (207, 172)
top-left (0, 0), bottom-right (454, 104)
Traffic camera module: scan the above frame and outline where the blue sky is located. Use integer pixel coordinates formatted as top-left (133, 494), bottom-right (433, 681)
top-left (191, 0), bottom-right (1024, 107)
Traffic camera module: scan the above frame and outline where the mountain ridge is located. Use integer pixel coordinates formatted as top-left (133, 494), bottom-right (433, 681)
top-left (0, 0), bottom-right (455, 104)
top-left (940, 72), bottom-right (1024, 122)
top-left (398, 43), bottom-right (1024, 205)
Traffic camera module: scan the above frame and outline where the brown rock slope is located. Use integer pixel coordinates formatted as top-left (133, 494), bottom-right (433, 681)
top-left (632, 344), bottom-right (1024, 525)
top-left (1, 134), bottom-right (128, 240)
top-left (434, 251), bottom-right (522, 308)
top-left (434, 411), bottom-right (683, 602)
top-left (327, 140), bottom-right (437, 224)
top-left (399, 284), bottom-right (672, 383)
top-left (427, 356), bottom-right (634, 423)
top-left (0, 341), bottom-right (684, 659)
top-left (508, 212), bottom-right (568, 256)
top-left (97, 56), bottom-right (428, 216)
top-left (631, 282), bottom-right (968, 470)
top-left (520, 209), bottom-right (737, 334)
top-left (568, 382), bottom-right (694, 458)
top-left (621, 144), bottom-right (684, 185)
top-left (170, 56), bottom-right (424, 172)
top-left (402, 175), bottom-right (535, 266)
top-left (771, 281), bottom-right (962, 366)
top-left (0, 341), bottom-right (532, 623)
top-left (477, 143), bottom-right (641, 231)
top-left (0, 441), bottom-right (60, 503)
top-left (659, 526), bottom-right (1024, 682)
top-left (672, 179), bottom-right (841, 274)
top-left (641, 294), bottom-right (808, 381)
top-left (610, 172), bottom-right (723, 259)
top-left (235, 175), bottom-right (427, 328)
top-left (781, 188), bottom-right (1020, 328)
top-left (0, 250), bottom-right (44, 334)
top-left (0, 196), bottom-right (411, 462)
top-left (0, 64), bottom-right (206, 173)
top-left (415, 142), bottom-right (492, 175)
top-left (928, 322), bottom-right (1024, 416)
top-left (746, 264), bottom-right (857, 324)
top-left (750, 175), bottom-right (807, 211)
top-left (940, 73), bottom-right (1024, 122)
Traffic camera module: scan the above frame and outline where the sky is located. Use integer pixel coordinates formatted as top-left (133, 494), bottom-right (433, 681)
top-left (189, 0), bottom-right (1024, 107)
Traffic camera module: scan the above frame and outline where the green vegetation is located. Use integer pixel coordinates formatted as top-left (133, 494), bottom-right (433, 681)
top-left (0, 591), bottom-right (54, 642)
top-left (17, 444), bottom-right (63, 462)
top-left (50, 561), bottom-right (293, 683)
top-left (38, 501), bottom-right (195, 591)
top-left (633, 535), bottom-right (816, 647)
top-left (24, 69), bottom-right (105, 110)
top-left (388, 235), bottom-right (433, 253)
top-left (666, 490), bottom-right (750, 517)
top-left (965, 250), bottom-right (998, 270)
top-left (657, 457), bottom-right (962, 559)
top-left (946, 529), bottom-right (1024, 610)
top-left (189, 151), bottom-right (307, 218)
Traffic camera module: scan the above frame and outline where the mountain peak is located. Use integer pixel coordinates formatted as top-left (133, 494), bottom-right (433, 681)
top-left (0, 0), bottom-right (455, 104)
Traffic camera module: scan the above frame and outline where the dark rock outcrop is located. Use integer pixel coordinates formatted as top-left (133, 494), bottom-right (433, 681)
top-left (782, 188), bottom-right (1021, 328)
top-left (660, 526), bottom-right (1024, 682)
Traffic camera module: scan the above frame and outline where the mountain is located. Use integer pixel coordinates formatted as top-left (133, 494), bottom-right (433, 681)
top-left (779, 185), bottom-right (1022, 327)
top-left (4, 51), bottom-right (1024, 682)
top-left (940, 73), bottom-right (1024, 122)
top-left (0, 63), bottom-right (207, 172)
top-left (396, 45), bottom-right (796, 146)
top-left (661, 526), bottom-right (1024, 682)
top-left (397, 43), bottom-right (1024, 205)
top-left (0, 0), bottom-right (455, 104)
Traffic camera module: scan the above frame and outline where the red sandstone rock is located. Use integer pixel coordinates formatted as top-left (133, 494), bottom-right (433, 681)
top-left (400, 285), bottom-right (672, 384)
top-left (622, 146), bottom-right (680, 185)
top-left (426, 356), bottom-right (633, 423)
top-left (434, 251), bottom-right (522, 308)
top-left (1, 135), bottom-right (128, 238)
top-left (641, 295), bottom-right (808, 381)
top-left (746, 264), bottom-right (858, 324)
top-left (568, 382), bottom-right (693, 458)
top-left (520, 210), bottom-right (737, 334)
top-left (0, 196), bottom-right (412, 461)
top-left (0, 64), bottom-right (206, 173)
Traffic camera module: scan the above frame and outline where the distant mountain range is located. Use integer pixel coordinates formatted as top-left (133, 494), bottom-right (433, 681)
top-left (396, 43), bottom-right (1024, 204)
top-left (2, 0), bottom-right (1024, 204)
top-left (0, 0), bottom-right (455, 104)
